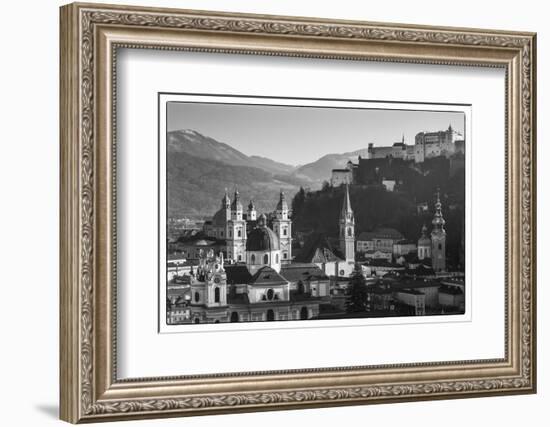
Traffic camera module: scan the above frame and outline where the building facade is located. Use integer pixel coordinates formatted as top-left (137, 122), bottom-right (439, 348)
top-left (414, 124), bottom-right (463, 163)
top-left (356, 228), bottom-right (405, 255)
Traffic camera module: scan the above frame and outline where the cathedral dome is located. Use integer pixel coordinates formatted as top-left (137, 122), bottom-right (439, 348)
top-left (246, 214), bottom-right (279, 251)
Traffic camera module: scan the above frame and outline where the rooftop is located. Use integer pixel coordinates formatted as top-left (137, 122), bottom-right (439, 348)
top-left (280, 263), bottom-right (329, 282)
top-left (250, 266), bottom-right (288, 286)
top-left (295, 232), bottom-right (344, 264)
top-left (224, 264), bottom-right (253, 285)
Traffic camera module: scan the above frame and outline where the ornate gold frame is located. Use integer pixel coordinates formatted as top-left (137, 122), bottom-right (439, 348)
top-left (60, 2), bottom-right (537, 423)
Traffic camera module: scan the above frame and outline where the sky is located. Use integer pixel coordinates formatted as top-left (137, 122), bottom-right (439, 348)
top-left (167, 102), bottom-right (465, 166)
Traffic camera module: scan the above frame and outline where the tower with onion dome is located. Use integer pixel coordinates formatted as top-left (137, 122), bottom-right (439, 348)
top-left (431, 190), bottom-right (446, 272)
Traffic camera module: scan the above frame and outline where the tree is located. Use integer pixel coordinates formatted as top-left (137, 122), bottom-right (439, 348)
top-left (291, 186), bottom-right (306, 219)
top-left (347, 265), bottom-right (369, 313)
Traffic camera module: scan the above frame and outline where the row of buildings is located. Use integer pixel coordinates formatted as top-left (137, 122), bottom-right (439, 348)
top-left (354, 192), bottom-right (447, 273)
top-left (167, 184), bottom-right (461, 324)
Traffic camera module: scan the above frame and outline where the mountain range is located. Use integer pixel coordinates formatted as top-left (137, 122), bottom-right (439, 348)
top-left (167, 129), bottom-right (369, 218)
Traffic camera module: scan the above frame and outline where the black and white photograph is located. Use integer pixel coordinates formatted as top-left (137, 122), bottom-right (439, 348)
top-left (163, 96), bottom-right (467, 326)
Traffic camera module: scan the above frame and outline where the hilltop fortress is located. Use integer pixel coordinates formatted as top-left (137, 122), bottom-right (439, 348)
top-left (331, 125), bottom-right (465, 187)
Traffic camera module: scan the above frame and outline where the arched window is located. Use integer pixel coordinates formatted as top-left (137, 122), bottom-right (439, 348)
top-left (194, 292), bottom-right (200, 303)
top-left (266, 309), bottom-right (275, 321)
top-left (267, 289), bottom-right (274, 301)
top-left (214, 287), bottom-right (220, 303)
top-left (263, 254), bottom-right (269, 264)
top-left (238, 254), bottom-right (242, 261)
top-left (251, 254), bottom-right (256, 263)
top-left (275, 253), bottom-right (279, 263)
top-left (347, 227), bottom-right (352, 237)
top-left (283, 228), bottom-right (287, 236)
top-left (237, 229), bottom-right (242, 237)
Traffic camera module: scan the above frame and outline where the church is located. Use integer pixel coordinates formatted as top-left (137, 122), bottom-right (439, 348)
top-left (167, 187), bottom-right (357, 324)
top-left (416, 191), bottom-right (447, 273)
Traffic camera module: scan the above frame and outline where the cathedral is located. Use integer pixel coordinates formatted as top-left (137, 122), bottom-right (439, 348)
top-left (204, 189), bottom-right (292, 265)
top-left (168, 189), bottom-right (330, 324)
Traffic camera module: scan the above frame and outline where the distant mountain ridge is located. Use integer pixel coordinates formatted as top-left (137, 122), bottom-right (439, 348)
top-left (167, 129), bottom-right (371, 218)
top-left (168, 129), bottom-right (296, 176)
top-left (292, 149), bottom-right (370, 182)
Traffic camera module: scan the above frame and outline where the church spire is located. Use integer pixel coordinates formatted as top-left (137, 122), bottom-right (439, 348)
top-left (231, 188), bottom-right (242, 212)
top-left (432, 190), bottom-right (446, 231)
top-left (341, 184), bottom-right (353, 219)
top-left (339, 184), bottom-right (355, 264)
top-left (430, 189), bottom-right (447, 272)
top-left (222, 188), bottom-right (230, 208)
top-left (276, 190), bottom-right (288, 212)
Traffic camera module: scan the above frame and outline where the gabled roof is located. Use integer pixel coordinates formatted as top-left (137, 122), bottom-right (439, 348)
top-left (224, 264), bottom-right (252, 285)
top-left (294, 232), bottom-right (344, 264)
top-left (280, 263), bottom-right (329, 282)
top-left (249, 266), bottom-right (288, 286)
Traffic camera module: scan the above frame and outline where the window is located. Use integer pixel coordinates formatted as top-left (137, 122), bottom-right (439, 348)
top-left (263, 254), bottom-right (269, 264)
top-left (214, 287), bottom-right (220, 303)
top-left (283, 228), bottom-right (287, 236)
top-left (283, 252), bottom-right (288, 259)
top-left (275, 253), bottom-right (279, 263)
top-left (194, 292), bottom-right (200, 303)
top-left (251, 254), bottom-right (256, 263)
top-left (438, 244), bottom-right (442, 250)
top-left (237, 229), bottom-right (242, 237)
top-left (267, 288), bottom-right (274, 301)
top-left (238, 254), bottom-right (242, 261)
top-left (347, 227), bottom-right (352, 237)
